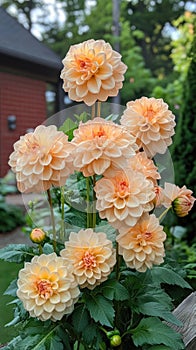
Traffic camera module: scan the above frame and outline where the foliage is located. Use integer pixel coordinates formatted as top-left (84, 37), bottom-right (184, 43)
top-left (152, 11), bottom-right (195, 114)
top-left (0, 242), bottom-right (191, 349)
top-left (171, 24), bottom-right (196, 241)
top-left (124, 0), bottom-right (191, 78)
top-left (0, 175), bottom-right (24, 232)
top-left (0, 202), bottom-right (25, 233)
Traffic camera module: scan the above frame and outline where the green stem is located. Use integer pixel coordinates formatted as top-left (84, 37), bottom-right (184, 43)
top-left (92, 175), bottom-right (97, 229)
top-left (86, 177), bottom-right (91, 228)
top-left (60, 186), bottom-right (65, 241)
top-left (158, 206), bottom-right (172, 222)
top-left (115, 241), bottom-right (121, 281)
top-left (47, 189), bottom-right (57, 252)
top-left (38, 244), bottom-right (43, 255)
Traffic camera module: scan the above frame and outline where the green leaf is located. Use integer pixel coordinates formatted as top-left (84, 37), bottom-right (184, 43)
top-left (145, 346), bottom-right (172, 350)
top-left (59, 118), bottom-right (77, 140)
top-left (42, 243), bottom-right (54, 254)
top-left (131, 317), bottom-right (184, 349)
top-left (49, 336), bottom-right (64, 350)
top-left (101, 279), bottom-right (129, 301)
top-left (82, 322), bottom-right (103, 348)
top-left (151, 267), bottom-right (192, 289)
top-left (84, 293), bottom-right (115, 327)
top-left (136, 302), bottom-right (182, 326)
top-left (0, 244), bottom-right (35, 263)
top-left (72, 304), bottom-right (90, 332)
top-left (4, 278), bottom-right (18, 297)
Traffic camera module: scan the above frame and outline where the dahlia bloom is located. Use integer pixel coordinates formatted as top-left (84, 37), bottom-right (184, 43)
top-left (120, 97), bottom-right (176, 158)
top-left (60, 229), bottom-right (116, 289)
top-left (17, 253), bottom-right (80, 321)
top-left (94, 169), bottom-right (155, 230)
top-left (117, 213), bottom-right (166, 272)
top-left (161, 182), bottom-right (195, 217)
top-left (60, 39), bottom-right (127, 106)
top-left (128, 151), bottom-right (161, 185)
top-left (8, 125), bottom-right (75, 193)
top-left (72, 117), bottom-right (138, 176)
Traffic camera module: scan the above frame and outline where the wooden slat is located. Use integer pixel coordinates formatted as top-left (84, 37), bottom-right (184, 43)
top-left (169, 292), bottom-right (196, 349)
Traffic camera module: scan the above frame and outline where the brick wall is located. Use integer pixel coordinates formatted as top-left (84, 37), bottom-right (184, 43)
top-left (0, 71), bottom-right (46, 177)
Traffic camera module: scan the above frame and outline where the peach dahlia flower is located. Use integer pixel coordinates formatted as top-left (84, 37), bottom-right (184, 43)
top-left (128, 151), bottom-right (161, 185)
top-left (120, 97), bottom-right (176, 158)
top-left (8, 125), bottom-right (75, 193)
top-left (60, 229), bottom-right (116, 289)
top-left (60, 39), bottom-right (127, 106)
top-left (117, 213), bottom-right (166, 272)
top-left (72, 117), bottom-right (138, 176)
top-left (161, 182), bottom-right (195, 217)
top-left (17, 253), bottom-right (80, 321)
top-left (94, 169), bottom-right (155, 230)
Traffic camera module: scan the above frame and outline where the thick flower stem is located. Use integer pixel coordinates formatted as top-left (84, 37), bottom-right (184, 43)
top-left (86, 177), bottom-right (91, 228)
top-left (92, 175), bottom-right (97, 229)
top-left (38, 244), bottom-right (43, 255)
top-left (97, 101), bottom-right (101, 117)
top-left (47, 189), bottom-right (57, 252)
top-left (115, 241), bottom-right (121, 281)
top-left (158, 206), bottom-right (172, 222)
top-left (60, 186), bottom-right (65, 241)
top-left (91, 103), bottom-right (96, 119)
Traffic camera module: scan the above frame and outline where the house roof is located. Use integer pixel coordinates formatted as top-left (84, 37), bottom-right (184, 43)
top-left (0, 7), bottom-right (62, 72)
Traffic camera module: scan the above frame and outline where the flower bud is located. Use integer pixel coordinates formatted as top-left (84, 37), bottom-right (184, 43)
top-left (172, 196), bottom-right (194, 217)
top-left (110, 335), bottom-right (122, 347)
top-left (30, 228), bottom-right (46, 244)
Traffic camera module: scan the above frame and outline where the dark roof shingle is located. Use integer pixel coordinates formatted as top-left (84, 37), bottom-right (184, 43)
top-left (0, 6), bottom-right (62, 70)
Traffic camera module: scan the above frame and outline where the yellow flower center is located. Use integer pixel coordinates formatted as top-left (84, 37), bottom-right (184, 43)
top-left (82, 251), bottom-right (97, 270)
top-left (36, 279), bottom-right (53, 299)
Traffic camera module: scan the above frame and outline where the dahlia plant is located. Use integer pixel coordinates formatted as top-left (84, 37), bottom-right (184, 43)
top-left (0, 39), bottom-right (195, 350)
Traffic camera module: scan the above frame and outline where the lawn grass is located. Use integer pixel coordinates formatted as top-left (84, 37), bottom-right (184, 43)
top-left (0, 260), bottom-right (22, 345)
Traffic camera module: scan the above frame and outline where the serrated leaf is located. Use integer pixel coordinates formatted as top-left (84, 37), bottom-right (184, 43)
top-left (4, 278), bottom-right (18, 297)
top-left (59, 118), bottom-right (77, 140)
top-left (82, 322), bottom-right (103, 348)
top-left (101, 279), bottom-right (129, 301)
top-left (145, 346), bottom-right (172, 350)
top-left (72, 304), bottom-right (90, 332)
top-left (0, 244), bottom-right (34, 263)
top-left (131, 317), bottom-right (184, 349)
top-left (136, 302), bottom-right (182, 326)
top-left (49, 336), bottom-right (64, 350)
top-left (151, 267), bottom-right (191, 289)
top-left (85, 294), bottom-right (115, 327)
top-left (42, 243), bottom-right (54, 254)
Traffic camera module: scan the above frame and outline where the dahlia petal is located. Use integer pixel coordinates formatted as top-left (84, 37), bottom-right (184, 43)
top-left (87, 76), bottom-right (101, 93)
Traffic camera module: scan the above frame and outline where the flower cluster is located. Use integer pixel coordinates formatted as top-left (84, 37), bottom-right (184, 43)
top-left (7, 39), bottom-right (195, 328)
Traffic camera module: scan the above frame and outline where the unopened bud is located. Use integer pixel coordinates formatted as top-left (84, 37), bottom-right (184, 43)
top-left (30, 228), bottom-right (46, 243)
top-left (172, 197), bottom-right (194, 217)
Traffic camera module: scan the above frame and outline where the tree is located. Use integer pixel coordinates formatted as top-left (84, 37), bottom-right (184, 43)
top-left (172, 22), bottom-right (196, 241)
top-left (124, 0), bottom-right (192, 79)
top-left (151, 11), bottom-right (195, 114)
top-left (0, 0), bottom-right (47, 32)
